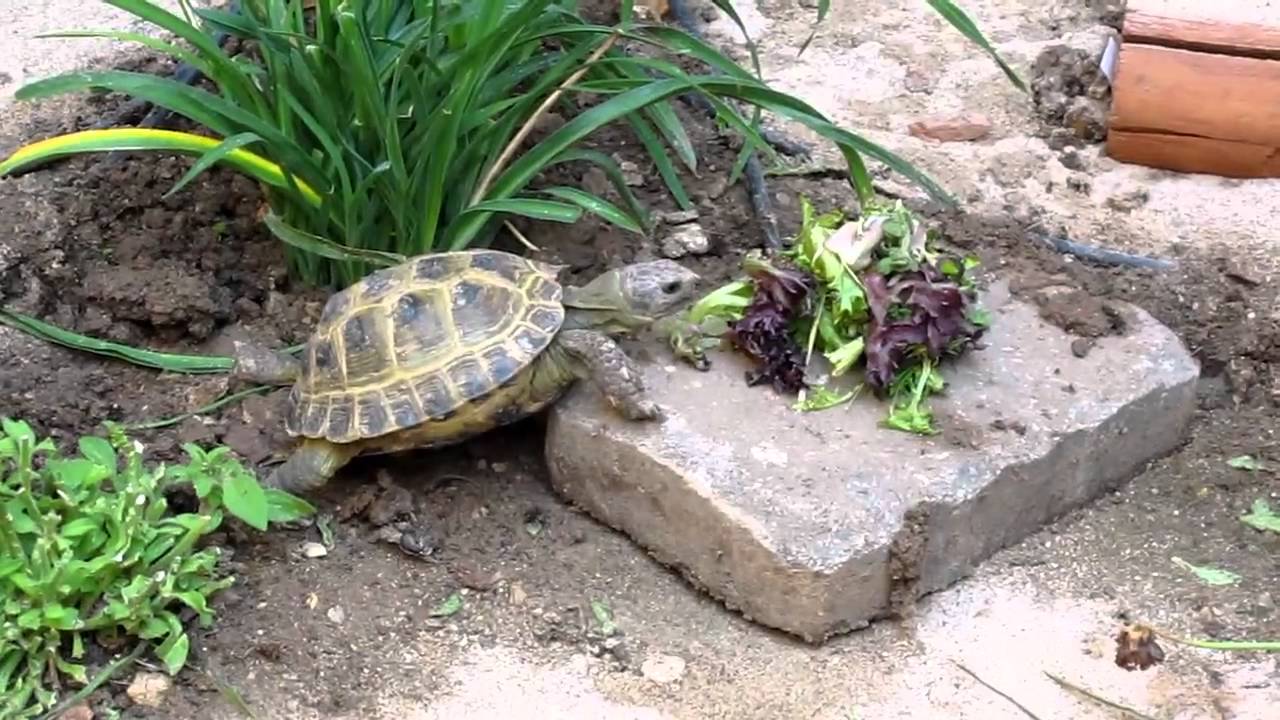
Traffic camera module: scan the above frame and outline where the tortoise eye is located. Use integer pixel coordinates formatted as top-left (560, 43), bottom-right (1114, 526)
top-left (660, 280), bottom-right (681, 294)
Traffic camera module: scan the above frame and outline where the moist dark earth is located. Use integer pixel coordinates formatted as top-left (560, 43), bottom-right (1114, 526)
top-left (1, 41), bottom-right (1279, 720)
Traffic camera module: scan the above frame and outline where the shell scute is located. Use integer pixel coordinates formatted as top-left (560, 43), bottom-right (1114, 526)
top-left (290, 250), bottom-right (566, 442)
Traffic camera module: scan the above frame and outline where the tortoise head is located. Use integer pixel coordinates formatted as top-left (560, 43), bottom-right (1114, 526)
top-left (561, 259), bottom-right (700, 333)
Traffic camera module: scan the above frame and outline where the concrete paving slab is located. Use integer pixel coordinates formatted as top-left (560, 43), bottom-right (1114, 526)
top-left (545, 285), bottom-right (1201, 642)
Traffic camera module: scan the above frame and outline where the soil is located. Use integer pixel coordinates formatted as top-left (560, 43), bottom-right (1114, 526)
top-left (1, 26), bottom-right (1278, 720)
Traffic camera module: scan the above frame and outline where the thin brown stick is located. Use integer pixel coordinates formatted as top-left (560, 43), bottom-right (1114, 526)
top-left (1043, 672), bottom-right (1158, 720)
top-left (952, 661), bottom-right (1045, 720)
top-left (471, 31), bottom-right (621, 205)
top-left (38, 643), bottom-right (147, 720)
top-left (503, 221), bottom-right (540, 252)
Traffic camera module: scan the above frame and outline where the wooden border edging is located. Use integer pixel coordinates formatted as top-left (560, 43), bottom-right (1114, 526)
top-left (1106, 5), bottom-right (1280, 178)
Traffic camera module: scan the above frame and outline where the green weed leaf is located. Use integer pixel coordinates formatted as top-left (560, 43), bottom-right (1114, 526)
top-left (78, 435), bottom-right (118, 470)
top-left (155, 630), bottom-right (191, 676)
top-left (264, 489), bottom-right (316, 524)
top-left (1227, 455), bottom-right (1264, 472)
top-left (1241, 500), bottom-right (1280, 535)
top-left (430, 592), bottom-right (464, 618)
top-left (1172, 557), bottom-right (1241, 586)
top-left (222, 470), bottom-right (270, 531)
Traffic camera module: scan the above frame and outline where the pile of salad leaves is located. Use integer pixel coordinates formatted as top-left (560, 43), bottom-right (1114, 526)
top-left (666, 197), bottom-right (990, 435)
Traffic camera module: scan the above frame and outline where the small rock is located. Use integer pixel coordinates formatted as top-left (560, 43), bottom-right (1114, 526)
top-left (1058, 147), bottom-right (1087, 171)
top-left (640, 653), bottom-right (687, 684)
top-left (326, 605), bottom-right (346, 624)
top-left (176, 416), bottom-right (217, 446)
top-left (1046, 128), bottom-right (1078, 151)
top-left (367, 475), bottom-right (414, 526)
top-left (508, 582), bottom-right (528, 606)
top-left (902, 69), bottom-right (934, 94)
top-left (657, 209), bottom-right (700, 225)
top-left (1063, 96), bottom-right (1107, 141)
top-left (581, 167), bottom-right (611, 197)
top-left (452, 561), bottom-right (501, 591)
top-left (660, 224), bottom-right (711, 259)
top-left (907, 113), bottom-right (992, 142)
top-left (1066, 174), bottom-right (1091, 194)
top-left (1105, 188), bottom-right (1149, 212)
top-left (531, 111), bottom-right (566, 136)
top-left (693, 175), bottom-right (728, 201)
top-left (1223, 261), bottom-right (1261, 286)
top-left (616, 159), bottom-right (645, 186)
top-left (1071, 338), bottom-right (1094, 358)
top-left (127, 672), bottom-right (172, 708)
top-left (61, 703), bottom-right (94, 720)
top-left (301, 542), bottom-right (328, 558)
top-left (221, 423), bottom-right (272, 465)
top-left (1087, 0), bottom-right (1125, 29)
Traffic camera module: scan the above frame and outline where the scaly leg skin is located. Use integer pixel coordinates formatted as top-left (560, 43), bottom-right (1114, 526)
top-left (555, 329), bottom-right (662, 421)
top-left (230, 341), bottom-right (303, 386)
top-left (265, 437), bottom-right (359, 494)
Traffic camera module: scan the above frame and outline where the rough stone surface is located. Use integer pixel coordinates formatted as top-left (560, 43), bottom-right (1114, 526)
top-left (546, 288), bottom-right (1200, 643)
top-left (907, 113), bottom-right (993, 142)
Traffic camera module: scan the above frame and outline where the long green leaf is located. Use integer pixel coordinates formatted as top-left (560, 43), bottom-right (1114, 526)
top-left (13, 70), bottom-right (325, 185)
top-left (35, 29), bottom-right (209, 77)
top-left (539, 186), bottom-right (645, 235)
top-left (261, 213), bottom-right (406, 267)
top-left (100, 0), bottom-right (264, 109)
top-left (550, 147), bottom-right (653, 232)
top-left (162, 132), bottom-right (266, 199)
top-left (458, 198), bottom-right (584, 225)
top-left (0, 310), bottom-right (233, 373)
top-left (0, 128), bottom-right (322, 207)
top-left (925, 0), bottom-right (1027, 92)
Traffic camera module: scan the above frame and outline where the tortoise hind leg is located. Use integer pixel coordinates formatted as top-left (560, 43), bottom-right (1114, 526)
top-left (265, 438), bottom-right (359, 493)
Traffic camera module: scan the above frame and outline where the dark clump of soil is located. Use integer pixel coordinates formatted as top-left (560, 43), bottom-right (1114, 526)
top-left (2, 41), bottom-right (1279, 719)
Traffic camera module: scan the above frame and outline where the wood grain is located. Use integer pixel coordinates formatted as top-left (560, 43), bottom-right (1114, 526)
top-left (1108, 44), bottom-right (1280, 148)
top-left (1106, 130), bottom-right (1280, 179)
top-left (1124, 9), bottom-right (1280, 59)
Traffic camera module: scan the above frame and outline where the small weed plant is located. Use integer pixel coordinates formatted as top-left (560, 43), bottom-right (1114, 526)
top-left (0, 417), bottom-right (313, 718)
top-left (0, 0), bottom-right (1017, 290)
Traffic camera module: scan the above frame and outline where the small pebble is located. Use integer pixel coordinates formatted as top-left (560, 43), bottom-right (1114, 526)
top-left (327, 605), bottom-right (346, 624)
top-left (641, 653), bottom-right (687, 684)
top-left (126, 672), bottom-right (172, 708)
top-left (508, 582), bottom-right (528, 606)
top-left (907, 113), bottom-right (992, 142)
top-left (61, 703), bottom-right (94, 720)
top-left (301, 542), bottom-right (328, 558)
top-left (660, 223), bottom-right (711, 259)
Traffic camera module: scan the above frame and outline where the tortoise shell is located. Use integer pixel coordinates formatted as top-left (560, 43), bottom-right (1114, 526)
top-left (285, 250), bottom-right (566, 443)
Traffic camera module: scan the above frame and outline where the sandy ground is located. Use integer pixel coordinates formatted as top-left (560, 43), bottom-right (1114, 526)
top-left (2, 1), bottom-right (1278, 719)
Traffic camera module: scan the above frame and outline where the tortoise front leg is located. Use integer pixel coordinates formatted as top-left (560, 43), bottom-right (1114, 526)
top-left (230, 340), bottom-right (303, 386)
top-left (553, 329), bottom-right (661, 421)
top-left (265, 437), bottom-right (359, 494)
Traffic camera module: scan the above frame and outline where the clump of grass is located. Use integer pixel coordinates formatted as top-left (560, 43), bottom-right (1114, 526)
top-left (0, 417), bottom-right (313, 718)
top-left (0, 0), bottom-right (1006, 290)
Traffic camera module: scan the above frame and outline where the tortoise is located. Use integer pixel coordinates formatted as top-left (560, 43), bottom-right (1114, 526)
top-left (230, 249), bottom-right (700, 493)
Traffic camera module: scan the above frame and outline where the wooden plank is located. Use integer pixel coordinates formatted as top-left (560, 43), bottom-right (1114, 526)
top-left (1108, 43), bottom-right (1280, 148)
top-left (1106, 130), bottom-right (1280, 179)
top-left (1123, 9), bottom-right (1280, 59)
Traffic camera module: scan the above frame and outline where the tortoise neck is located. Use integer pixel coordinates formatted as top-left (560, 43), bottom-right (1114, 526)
top-left (561, 305), bottom-right (649, 335)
